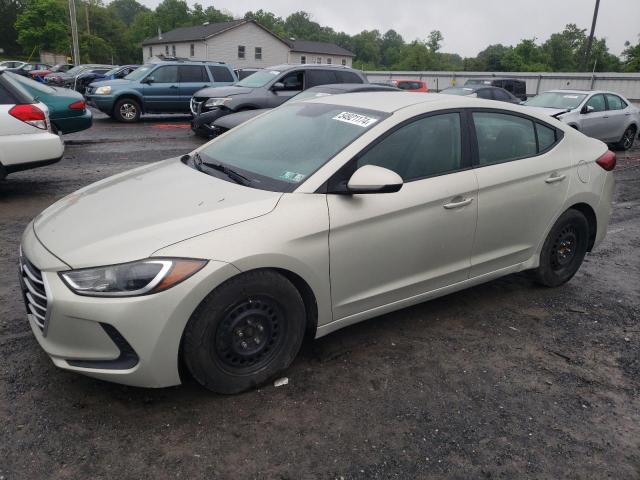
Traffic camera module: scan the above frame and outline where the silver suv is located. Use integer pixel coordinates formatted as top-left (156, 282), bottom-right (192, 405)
top-left (190, 64), bottom-right (367, 137)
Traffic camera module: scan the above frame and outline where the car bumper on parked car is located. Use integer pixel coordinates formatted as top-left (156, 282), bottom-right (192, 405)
top-left (19, 224), bottom-right (240, 388)
top-left (191, 107), bottom-right (230, 136)
top-left (85, 95), bottom-right (115, 114)
top-left (52, 109), bottom-right (93, 134)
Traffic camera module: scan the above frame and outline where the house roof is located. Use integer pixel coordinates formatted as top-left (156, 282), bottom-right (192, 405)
top-left (285, 40), bottom-right (355, 57)
top-left (142, 20), bottom-right (355, 57)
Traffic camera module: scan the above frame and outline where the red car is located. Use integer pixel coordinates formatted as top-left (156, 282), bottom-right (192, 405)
top-left (388, 79), bottom-right (428, 92)
top-left (29, 64), bottom-right (74, 82)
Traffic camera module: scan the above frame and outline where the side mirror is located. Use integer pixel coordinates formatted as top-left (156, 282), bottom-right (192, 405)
top-left (271, 82), bottom-right (285, 91)
top-left (347, 165), bottom-right (403, 194)
top-left (143, 76), bottom-right (155, 84)
top-left (582, 105), bottom-right (594, 114)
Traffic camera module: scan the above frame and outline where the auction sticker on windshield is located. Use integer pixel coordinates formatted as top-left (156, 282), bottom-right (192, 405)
top-left (333, 112), bottom-right (378, 128)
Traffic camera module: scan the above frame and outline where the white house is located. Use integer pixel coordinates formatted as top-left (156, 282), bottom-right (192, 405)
top-left (141, 19), bottom-right (355, 68)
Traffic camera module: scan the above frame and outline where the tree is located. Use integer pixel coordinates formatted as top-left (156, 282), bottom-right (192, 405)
top-left (154, 0), bottom-right (190, 31)
top-left (0, 0), bottom-right (24, 56)
top-left (244, 9), bottom-right (286, 37)
top-left (622, 36), bottom-right (640, 72)
top-left (15, 0), bottom-right (69, 55)
top-left (426, 30), bottom-right (443, 53)
top-left (107, 0), bottom-right (148, 27)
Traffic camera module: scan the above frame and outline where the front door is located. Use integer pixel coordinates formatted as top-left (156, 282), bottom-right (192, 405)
top-left (328, 112), bottom-right (478, 320)
top-left (143, 65), bottom-right (180, 112)
top-left (469, 110), bottom-right (571, 276)
top-left (580, 94), bottom-right (608, 141)
top-left (266, 70), bottom-right (304, 108)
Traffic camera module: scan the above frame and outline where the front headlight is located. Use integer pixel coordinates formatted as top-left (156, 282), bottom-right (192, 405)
top-left (94, 86), bottom-right (112, 95)
top-left (204, 97), bottom-right (232, 108)
top-left (60, 258), bottom-right (207, 297)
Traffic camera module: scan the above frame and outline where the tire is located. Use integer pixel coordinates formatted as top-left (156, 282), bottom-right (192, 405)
top-left (533, 209), bottom-right (589, 287)
top-left (113, 98), bottom-right (141, 123)
top-left (183, 270), bottom-right (306, 394)
top-left (614, 125), bottom-right (637, 151)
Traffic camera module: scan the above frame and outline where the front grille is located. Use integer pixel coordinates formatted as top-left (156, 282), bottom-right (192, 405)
top-left (190, 97), bottom-right (205, 115)
top-left (19, 253), bottom-right (50, 332)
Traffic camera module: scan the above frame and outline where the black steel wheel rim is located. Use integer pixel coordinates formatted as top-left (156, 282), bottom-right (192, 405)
top-left (551, 226), bottom-right (578, 270)
top-left (214, 296), bottom-right (285, 374)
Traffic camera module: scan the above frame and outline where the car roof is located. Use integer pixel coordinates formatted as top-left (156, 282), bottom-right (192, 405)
top-left (266, 64), bottom-right (360, 72)
top-left (546, 89), bottom-right (620, 95)
top-left (469, 77), bottom-right (523, 81)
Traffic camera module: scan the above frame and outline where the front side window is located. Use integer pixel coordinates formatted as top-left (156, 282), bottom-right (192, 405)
top-left (179, 65), bottom-right (207, 82)
top-left (238, 45), bottom-right (245, 59)
top-left (585, 94), bottom-right (606, 112)
top-left (473, 112), bottom-right (536, 165)
top-left (150, 65), bottom-right (179, 83)
top-left (357, 113), bottom-right (462, 181)
top-left (255, 47), bottom-right (262, 60)
top-left (198, 103), bottom-right (386, 192)
top-left (279, 71), bottom-right (304, 91)
top-left (605, 94), bottom-right (625, 110)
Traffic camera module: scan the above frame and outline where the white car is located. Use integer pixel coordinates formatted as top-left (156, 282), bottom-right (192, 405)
top-left (524, 90), bottom-right (640, 150)
top-left (20, 92), bottom-right (615, 393)
top-left (0, 72), bottom-right (64, 179)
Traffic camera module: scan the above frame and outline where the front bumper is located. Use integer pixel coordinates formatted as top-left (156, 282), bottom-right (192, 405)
top-left (190, 108), bottom-right (230, 136)
top-left (20, 224), bottom-right (241, 388)
top-left (85, 94), bottom-right (116, 113)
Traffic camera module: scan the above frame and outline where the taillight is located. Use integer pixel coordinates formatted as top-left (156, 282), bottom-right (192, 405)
top-left (69, 100), bottom-right (86, 110)
top-left (9, 104), bottom-right (47, 130)
top-left (596, 150), bottom-right (616, 171)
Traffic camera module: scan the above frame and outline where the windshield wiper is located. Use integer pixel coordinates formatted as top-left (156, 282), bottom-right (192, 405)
top-left (191, 151), bottom-right (251, 186)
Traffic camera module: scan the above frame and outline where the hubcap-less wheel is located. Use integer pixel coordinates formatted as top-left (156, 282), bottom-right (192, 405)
top-left (551, 227), bottom-right (577, 270)
top-left (119, 103), bottom-right (137, 121)
top-left (214, 297), bottom-right (284, 373)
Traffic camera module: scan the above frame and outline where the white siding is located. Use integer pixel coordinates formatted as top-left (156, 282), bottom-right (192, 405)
top-left (289, 52), bottom-right (352, 67)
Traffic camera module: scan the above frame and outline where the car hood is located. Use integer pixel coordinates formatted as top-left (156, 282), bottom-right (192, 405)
top-left (194, 85), bottom-right (253, 98)
top-left (214, 109), bottom-right (270, 129)
top-left (523, 106), bottom-right (573, 117)
top-left (90, 78), bottom-right (131, 88)
top-left (33, 158), bottom-right (282, 268)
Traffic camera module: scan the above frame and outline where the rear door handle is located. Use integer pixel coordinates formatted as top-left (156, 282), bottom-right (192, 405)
top-left (169, 85), bottom-right (178, 89)
top-left (443, 197), bottom-right (473, 209)
top-left (545, 173), bottom-right (566, 184)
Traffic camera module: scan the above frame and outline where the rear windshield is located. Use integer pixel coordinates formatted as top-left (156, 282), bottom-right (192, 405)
top-left (524, 92), bottom-right (587, 109)
top-left (6, 72), bottom-right (56, 95)
top-left (237, 69), bottom-right (280, 88)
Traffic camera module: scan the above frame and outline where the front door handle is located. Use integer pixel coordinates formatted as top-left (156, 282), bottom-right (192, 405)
top-left (169, 85), bottom-right (178, 89)
top-left (443, 197), bottom-right (473, 209)
top-left (545, 173), bottom-right (566, 184)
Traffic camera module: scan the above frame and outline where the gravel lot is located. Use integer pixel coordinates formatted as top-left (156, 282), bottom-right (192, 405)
top-left (0, 110), bottom-right (639, 479)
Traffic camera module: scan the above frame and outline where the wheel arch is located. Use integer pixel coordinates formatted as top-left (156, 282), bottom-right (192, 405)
top-left (113, 92), bottom-right (145, 114)
top-left (568, 202), bottom-right (597, 252)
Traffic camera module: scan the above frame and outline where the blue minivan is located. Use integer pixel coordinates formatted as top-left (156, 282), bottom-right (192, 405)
top-left (85, 60), bottom-right (237, 122)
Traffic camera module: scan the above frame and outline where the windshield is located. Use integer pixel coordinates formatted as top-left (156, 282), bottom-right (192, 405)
top-left (6, 72), bottom-right (56, 95)
top-left (198, 103), bottom-right (387, 191)
top-left (524, 92), bottom-right (587, 109)
top-left (441, 87), bottom-right (475, 96)
top-left (65, 66), bottom-right (86, 76)
top-left (104, 66), bottom-right (122, 76)
top-left (124, 64), bottom-right (152, 81)
top-left (236, 69), bottom-right (279, 88)
top-left (290, 90), bottom-right (334, 101)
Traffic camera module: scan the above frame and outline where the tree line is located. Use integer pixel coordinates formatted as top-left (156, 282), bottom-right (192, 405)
top-left (2, 0), bottom-right (639, 72)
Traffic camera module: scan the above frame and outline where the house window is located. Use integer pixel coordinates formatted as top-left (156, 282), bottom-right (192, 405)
top-left (326, 58), bottom-right (332, 64)
top-left (165, 45), bottom-right (169, 55)
top-left (255, 47), bottom-right (262, 60)
top-left (238, 45), bottom-right (245, 59)
top-left (171, 45), bottom-right (176, 56)
top-left (342, 58), bottom-right (347, 66)
top-left (148, 46), bottom-right (152, 57)
top-left (190, 44), bottom-right (194, 57)
top-left (300, 55), bottom-right (306, 64)
top-left (316, 57), bottom-right (322, 64)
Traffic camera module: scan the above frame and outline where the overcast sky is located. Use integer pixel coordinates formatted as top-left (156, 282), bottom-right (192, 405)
top-left (138, 0), bottom-right (640, 57)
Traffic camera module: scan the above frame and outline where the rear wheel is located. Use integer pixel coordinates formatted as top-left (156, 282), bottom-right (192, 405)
top-left (113, 98), bottom-right (141, 123)
top-left (533, 209), bottom-right (589, 287)
top-left (615, 125), bottom-right (637, 151)
top-left (183, 270), bottom-right (306, 394)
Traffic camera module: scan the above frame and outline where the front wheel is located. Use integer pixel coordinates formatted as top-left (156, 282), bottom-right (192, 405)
top-left (182, 270), bottom-right (306, 394)
top-left (532, 209), bottom-right (589, 287)
top-left (113, 98), bottom-right (141, 123)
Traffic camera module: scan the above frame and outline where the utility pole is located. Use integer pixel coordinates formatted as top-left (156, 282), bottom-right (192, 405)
top-left (583, 0), bottom-right (600, 71)
top-left (68, 0), bottom-right (80, 65)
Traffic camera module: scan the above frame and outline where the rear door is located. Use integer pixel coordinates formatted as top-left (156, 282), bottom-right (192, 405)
top-left (178, 65), bottom-right (210, 111)
top-left (603, 93), bottom-right (629, 142)
top-left (143, 65), bottom-right (180, 112)
top-left (305, 70), bottom-right (338, 89)
top-left (469, 110), bottom-right (570, 276)
top-left (579, 94), bottom-right (609, 141)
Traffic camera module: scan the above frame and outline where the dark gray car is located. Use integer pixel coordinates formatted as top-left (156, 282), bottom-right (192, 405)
top-left (190, 64), bottom-right (368, 137)
top-left (207, 83), bottom-right (400, 138)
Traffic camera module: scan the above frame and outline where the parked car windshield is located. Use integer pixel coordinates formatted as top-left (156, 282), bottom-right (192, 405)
top-left (64, 66), bottom-right (87, 76)
top-left (524, 92), bottom-right (587, 109)
top-left (441, 87), bottom-right (475, 96)
top-left (198, 103), bottom-right (387, 191)
top-left (236, 69), bottom-right (280, 88)
top-left (104, 66), bottom-right (122, 76)
top-left (124, 65), bottom-right (152, 81)
top-left (6, 72), bottom-right (56, 95)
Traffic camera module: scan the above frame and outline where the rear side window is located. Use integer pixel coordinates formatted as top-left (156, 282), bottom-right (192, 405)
top-left (208, 65), bottom-right (234, 82)
top-left (476, 89), bottom-right (493, 100)
top-left (536, 123), bottom-right (556, 152)
top-left (492, 89), bottom-right (511, 101)
top-left (335, 71), bottom-right (363, 83)
top-left (473, 112), bottom-right (537, 165)
top-left (357, 113), bottom-right (462, 181)
top-left (0, 83), bottom-right (16, 104)
top-left (179, 65), bottom-right (207, 82)
top-left (306, 70), bottom-right (338, 88)
top-left (605, 94), bottom-right (626, 110)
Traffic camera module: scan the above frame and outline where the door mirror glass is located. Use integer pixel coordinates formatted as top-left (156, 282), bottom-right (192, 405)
top-left (347, 165), bottom-right (403, 194)
top-left (271, 82), bottom-right (285, 91)
top-left (144, 76), bottom-right (155, 84)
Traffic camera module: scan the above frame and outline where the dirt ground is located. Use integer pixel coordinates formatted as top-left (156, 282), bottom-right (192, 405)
top-left (0, 111), bottom-right (639, 480)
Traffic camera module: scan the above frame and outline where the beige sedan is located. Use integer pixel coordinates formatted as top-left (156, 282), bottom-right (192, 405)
top-left (20, 92), bottom-right (615, 393)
